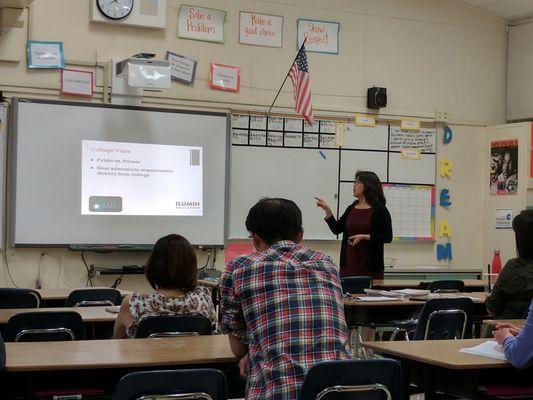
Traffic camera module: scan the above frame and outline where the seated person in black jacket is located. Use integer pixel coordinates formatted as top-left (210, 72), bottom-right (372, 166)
top-left (486, 210), bottom-right (533, 318)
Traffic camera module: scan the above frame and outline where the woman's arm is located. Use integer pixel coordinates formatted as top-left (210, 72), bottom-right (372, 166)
top-left (499, 302), bottom-right (533, 369)
top-left (113, 294), bottom-right (134, 339)
top-left (370, 204), bottom-right (393, 243)
top-left (324, 204), bottom-right (353, 235)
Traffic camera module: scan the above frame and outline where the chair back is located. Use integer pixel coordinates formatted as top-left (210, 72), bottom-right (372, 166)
top-left (413, 298), bottom-right (473, 340)
top-left (0, 334), bottom-right (5, 370)
top-left (65, 288), bottom-right (122, 307)
top-left (134, 315), bottom-right (212, 339)
top-left (427, 280), bottom-right (465, 293)
top-left (0, 288), bottom-right (41, 308)
top-left (112, 369), bottom-right (227, 400)
top-left (4, 311), bottom-right (84, 342)
top-left (299, 359), bottom-right (402, 400)
top-left (340, 276), bottom-right (372, 295)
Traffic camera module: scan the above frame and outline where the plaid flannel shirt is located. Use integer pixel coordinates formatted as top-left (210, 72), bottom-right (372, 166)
top-left (220, 241), bottom-right (351, 400)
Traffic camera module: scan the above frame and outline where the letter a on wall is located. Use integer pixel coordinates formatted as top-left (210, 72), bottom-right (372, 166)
top-left (438, 220), bottom-right (452, 238)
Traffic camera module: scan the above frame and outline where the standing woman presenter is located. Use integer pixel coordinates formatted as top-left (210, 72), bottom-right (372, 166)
top-left (316, 171), bottom-right (392, 279)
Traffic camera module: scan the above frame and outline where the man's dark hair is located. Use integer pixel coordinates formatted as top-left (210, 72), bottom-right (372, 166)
top-left (245, 198), bottom-right (302, 245)
top-left (513, 210), bottom-right (533, 260)
top-left (145, 234), bottom-right (197, 291)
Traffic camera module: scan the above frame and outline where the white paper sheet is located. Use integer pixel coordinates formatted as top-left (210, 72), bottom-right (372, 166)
top-left (356, 296), bottom-right (402, 302)
top-left (459, 340), bottom-right (507, 360)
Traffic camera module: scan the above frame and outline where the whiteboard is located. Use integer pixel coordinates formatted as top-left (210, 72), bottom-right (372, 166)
top-left (389, 153), bottom-right (436, 184)
top-left (230, 147), bottom-right (339, 239)
top-left (230, 114), bottom-right (436, 241)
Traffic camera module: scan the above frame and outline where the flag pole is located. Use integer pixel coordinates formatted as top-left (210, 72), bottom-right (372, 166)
top-left (267, 37), bottom-right (308, 116)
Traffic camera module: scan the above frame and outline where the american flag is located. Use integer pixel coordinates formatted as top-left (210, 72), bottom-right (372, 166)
top-left (288, 45), bottom-right (314, 125)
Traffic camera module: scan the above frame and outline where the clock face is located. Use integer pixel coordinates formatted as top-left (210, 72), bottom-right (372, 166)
top-left (97, 0), bottom-right (134, 20)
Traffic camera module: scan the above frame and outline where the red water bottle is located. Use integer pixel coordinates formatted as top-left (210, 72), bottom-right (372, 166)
top-left (491, 249), bottom-right (502, 274)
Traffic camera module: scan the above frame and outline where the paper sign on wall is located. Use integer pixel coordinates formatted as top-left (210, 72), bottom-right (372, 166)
top-left (297, 19), bottom-right (340, 54)
top-left (239, 12), bottom-right (283, 48)
top-left (495, 209), bottom-right (513, 229)
top-left (27, 40), bottom-right (64, 68)
top-left (400, 148), bottom-right (421, 160)
top-left (61, 69), bottom-right (93, 97)
top-left (177, 5), bottom-right (225, 43)
top-left (166, 51), bottom-right (197, 84)
top-left (209, 63), bottom-right (240, 92)
top-left (334, 123), bottom-right (345, 147)
top-left (400, 118), bottom-right (421, 131)
top-left (354, 114), bottom-right (376, 127)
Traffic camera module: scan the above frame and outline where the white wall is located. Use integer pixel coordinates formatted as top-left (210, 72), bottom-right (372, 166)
top-left (0, 0), bottom-right (508, 290)
top-left (508, 21), bottom-right (533, 121)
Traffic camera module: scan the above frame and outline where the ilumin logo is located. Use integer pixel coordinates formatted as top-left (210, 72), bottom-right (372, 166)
top-left (176, 201), bottom-right (201, 209)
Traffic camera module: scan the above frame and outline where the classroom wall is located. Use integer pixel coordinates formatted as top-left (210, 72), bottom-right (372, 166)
top-left (0, 0), bottom-right (508, 290)
top-left (508, 21), bottom-right (533, 121)
top-left (484, 123), bottom-right (530, 268)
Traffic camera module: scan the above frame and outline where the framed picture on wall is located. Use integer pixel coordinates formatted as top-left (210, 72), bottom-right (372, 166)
top-left (166, 52), bottom-right (197, 84)
top-left (61, 69), bottom-right (93, 97)
top-left (27, 41), bottom-right (65, 69)
top-left (490, 139), bottom-right (518, 195)
top-left (209, 63), bottom-right (240, 92)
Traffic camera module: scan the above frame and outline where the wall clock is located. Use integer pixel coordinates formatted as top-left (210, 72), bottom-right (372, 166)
top-left (96, 0), bottom-right (134, 20)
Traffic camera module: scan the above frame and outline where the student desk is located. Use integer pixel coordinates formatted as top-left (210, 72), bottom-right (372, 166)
top-left (0, 306), bottom-right (117, 325)
top-left (372, 279), bottom-right (485, 291)
top-left (361, 338), bottom-right (532, 400)
top-left (481, 319), bottom-right (526, 337)
top-left (343, 293), bottom-right (487, 326)
top-left (3, 335), bottom-right (238, 399)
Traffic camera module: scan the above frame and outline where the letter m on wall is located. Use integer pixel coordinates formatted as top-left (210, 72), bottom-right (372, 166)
top-left (437, 242), bottom-right (453, 261)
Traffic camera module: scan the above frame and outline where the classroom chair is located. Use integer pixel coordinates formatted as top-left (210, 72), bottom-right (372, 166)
top-left (112, 369), bottom-right (227, 400)
top-left (65, 288), bottom-right (122, 307)
top-left (4, 311), bottom-right (84, 342)
top-left (134, 314), bottom-right (213, 338)
top-left (0, 333), bottom-right (5, 370)
top-left (390, 298), bottom-right (473, 341)
top-left (427, 280), bottom-right (466, 293)
top-left (414, 297), bottom-right (473, 340)
top-left (299, 358), bottom-right (402, 400)
top-left (341, 277), bottom-right (373, 358)
top-left (0, 288), bottom-right (41, 308)
top-left (341, 276), bottom-right (373, 295)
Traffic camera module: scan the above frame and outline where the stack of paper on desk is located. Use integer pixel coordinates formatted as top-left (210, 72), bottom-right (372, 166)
top-left (459, 340), bottom-right (507, 360)
top-left (356, 296), bottom-right (402, 302)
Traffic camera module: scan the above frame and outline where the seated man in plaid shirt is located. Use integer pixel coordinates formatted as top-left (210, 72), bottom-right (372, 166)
top-left (220, 198), bottom-right (351, 400)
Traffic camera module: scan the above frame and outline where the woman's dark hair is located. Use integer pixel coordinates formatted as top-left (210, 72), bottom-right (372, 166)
top-left (355, 170), bottom-right (386, 206)
top-left (145, 234), bottom-right (197, 291)
top-left (245, 198), bottom-right (302, 245)
top-left (513, 210), bottom-right (533, 260)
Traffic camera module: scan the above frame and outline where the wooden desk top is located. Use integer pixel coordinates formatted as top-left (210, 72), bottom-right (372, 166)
top-left (197, 279), bottom-right (220, 288)
top-left (36, 287), bottom-right (131, 301)
top-left (5, 335), bottom-right (236, 372)
top-left (482, 319), bottom-right (526, 329)
top-left (372, 279), bottom-right (484, 289)
top-left (0, 306), bottom-right (117, 324)
top-left (344, 292), bottom-right (487, 307)
top-left (362, 338), bottom-right (509, 370)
